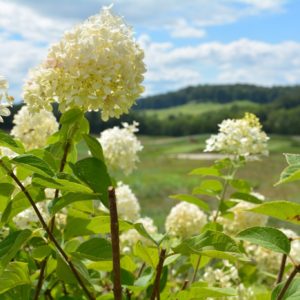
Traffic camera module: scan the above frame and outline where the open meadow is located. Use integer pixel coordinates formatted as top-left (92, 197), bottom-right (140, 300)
top-left (79, 134), bottom-right (300, 230)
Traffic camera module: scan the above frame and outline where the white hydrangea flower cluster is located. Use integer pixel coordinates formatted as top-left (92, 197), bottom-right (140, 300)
top-left (99, 122), bottom-right (143, 175)
top-left (203, 261), bottom-right (254, 300)
top-left (0, 76), bottom-right (14, 123)
top-left (246, 243), bottom-right (281, 274)
top-left (23, 7), bottom-right (146, 121)
top-left (241, 228), bottom-right (300, 276)
top-left (213, 200), bottom-right (268, 235)
top-left (11, 106), bottom-right (59, 150)
top-left (115, 181), bottom-right (140, 222)
top-left (165, 202), bottom-right (207, 238)
top-left (0, 147), bottom-right (16, 159)
top-left (205, 113), bottom-right (269, 158)
top-left (120, 216), bottom-right (158, 251)
top-left (13, 201), bottom-right (66, 229)
top-left (280, 228), bottom-right (300, 262)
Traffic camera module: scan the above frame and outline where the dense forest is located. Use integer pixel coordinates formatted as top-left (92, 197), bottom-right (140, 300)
top-left (134, 84), bottom-right (300, 109)
top-left (1, 84), bottom-right (300, 136)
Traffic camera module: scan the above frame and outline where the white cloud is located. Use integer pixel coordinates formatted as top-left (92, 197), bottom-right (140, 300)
top-left (168, 19), bottom-right (206, 39)
top-left (4, 0), bottom-right (289, 33)
top-left (140, 37), bottom-right (300, 94)
top-left (0, 0), bottom-right (295, 99)
top-left (0, 0), bottom-right (70, 42)
top-left (236, 0), bottom-right (287, 11)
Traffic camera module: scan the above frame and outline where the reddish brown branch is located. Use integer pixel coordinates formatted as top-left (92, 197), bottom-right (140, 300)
top-left (150, 248), bottom-right (167, 300)
top-left (109, 187), bottom-right (122, 300)
top-left (0, 159), bottom-right (95, 300)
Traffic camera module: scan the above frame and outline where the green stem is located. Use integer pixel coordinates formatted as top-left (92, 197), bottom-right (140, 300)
top-left (213, 163), bottom-right (236, 222)
top-left (192, 255), bottom-right (201, 283)
top-left (213, 180), bottom-right (229, 222)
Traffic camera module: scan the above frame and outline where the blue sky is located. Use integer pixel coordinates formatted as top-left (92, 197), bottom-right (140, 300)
top-left (0, 0), bottom-right (300, 99)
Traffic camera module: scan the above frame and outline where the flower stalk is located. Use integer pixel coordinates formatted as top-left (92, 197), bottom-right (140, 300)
top-left (277, 266), bottom-right (300, 300)
top-left (150, 248), bottom-right (167, 300)
top-left (109, 187), bottom-right (122, 300)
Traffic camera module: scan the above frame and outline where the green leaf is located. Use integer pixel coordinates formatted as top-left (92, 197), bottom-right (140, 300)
top-left (49, 192), bottom-right (100, 215)
top-left (0, 262), bottom-right (30, 294)
top-left (189, 167), bottom-right (220, 177)
top-left (0, 183), bottom-right (15, 212)
top-left (134, 267), bottom-right (154, 287)
top-left (31, 245), bottom-right (52, 261)
top-left (277, 164), bottom-right (300, 185)
top-left (32, 173), bottom-right (93, 193)
top-left (193, 179), bottom-right (223, 196)
top-left (177, 286), bottom-right (237, 299)
top-left (133, 223), bottom-right (158, 246)
top-left (1, 186), bottom-right (45, 223)
top-left (0, 130), bottom-right (24, 154)
top-left (56, 255), bottom-right (90, 285)
top-left (229, 179), bottom-right (251, 193)
top-left (169, 194), bottom-right (209, 211)
top-left (83, 134), bottom-right (104, 161)
top-left (60, 109), bottom-right (83, 125)
top-left (64, 215), bottom-right (132, 239)
top-left (72, 157), bottom-right (111, 206)
top-left (284, 153), bottom-right (300, 166)
top-left (230, 192), bottom-right (263, 204)
top-left (237, 227), bottom-right (291, 254)
top-left (272, 278), bottom-right (300, 300)
top-left (173, 230), bottom-right (240, 256)
top-left (134, 242), bottom-right (158, 268)
top-left (12, 154), bottom-right (55, 177)
top-left (0, 230), bottom-right (32, 269)
top-left (249, 201), bottom-right (300, 225)
top-left (27, 149), bottom-right (58, 171)
top-left (75, 238), bottom-right (112, 261)
top-left (119, 268), bottom-right (135, 285)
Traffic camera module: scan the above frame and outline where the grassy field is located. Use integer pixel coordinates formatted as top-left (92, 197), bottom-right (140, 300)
top-left (78, 134), bottom-right (300, 230)
top-left (79, 134), bottom-right (299, 231)
top-left (143, 100), bottom-right (260, 119)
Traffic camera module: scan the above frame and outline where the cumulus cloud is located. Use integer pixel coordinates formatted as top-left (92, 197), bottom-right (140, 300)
top-left (0, 0), bottom-right (295, 98)
top-left (0, 0), bottom-right (70, 42)
top-left (168, 19), bottom-right (206, 39)
top-left (140, 36), bottom-right (300, 94)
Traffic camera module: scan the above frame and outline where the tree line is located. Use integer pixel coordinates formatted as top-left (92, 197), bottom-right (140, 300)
top-left (1, 84), bottom-right (300, 136)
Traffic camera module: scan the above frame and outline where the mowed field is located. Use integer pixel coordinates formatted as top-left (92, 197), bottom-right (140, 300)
top-left (142, 100), bottom-right (260, 118)
top-left (79, 134), bottom-right (300, 231)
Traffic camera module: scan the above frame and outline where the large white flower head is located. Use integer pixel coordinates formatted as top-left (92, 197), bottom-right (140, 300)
top-left (165, 202), bottom-right (207, 238)
top-left (0, 76), bottom-right (14, 123)
top-left (23, 6), bottom-right (146, 120)
top-left (115, 181), bottom-right (140, 222)
top-left (246, 243), bottom-right (281, 274)
top-left (99, 121), bottom-right (143, 175)
top-left (11, 106), bottom-right (59, 150)
top-left (203, 261), bottom-right (254, 300)
top-left (214, 199), bottom-right (268, 235)
top-left (120, 216), bottom-right (157, 250)
top-left (205, 113), bottom-right (269, 158)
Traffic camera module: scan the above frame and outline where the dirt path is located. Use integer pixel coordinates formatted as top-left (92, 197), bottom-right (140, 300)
top-left (171, 153), bottom-right (225, 160)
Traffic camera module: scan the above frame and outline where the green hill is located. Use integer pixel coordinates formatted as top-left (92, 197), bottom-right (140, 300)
top-left (143, 100), bottom-right (260, 119)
